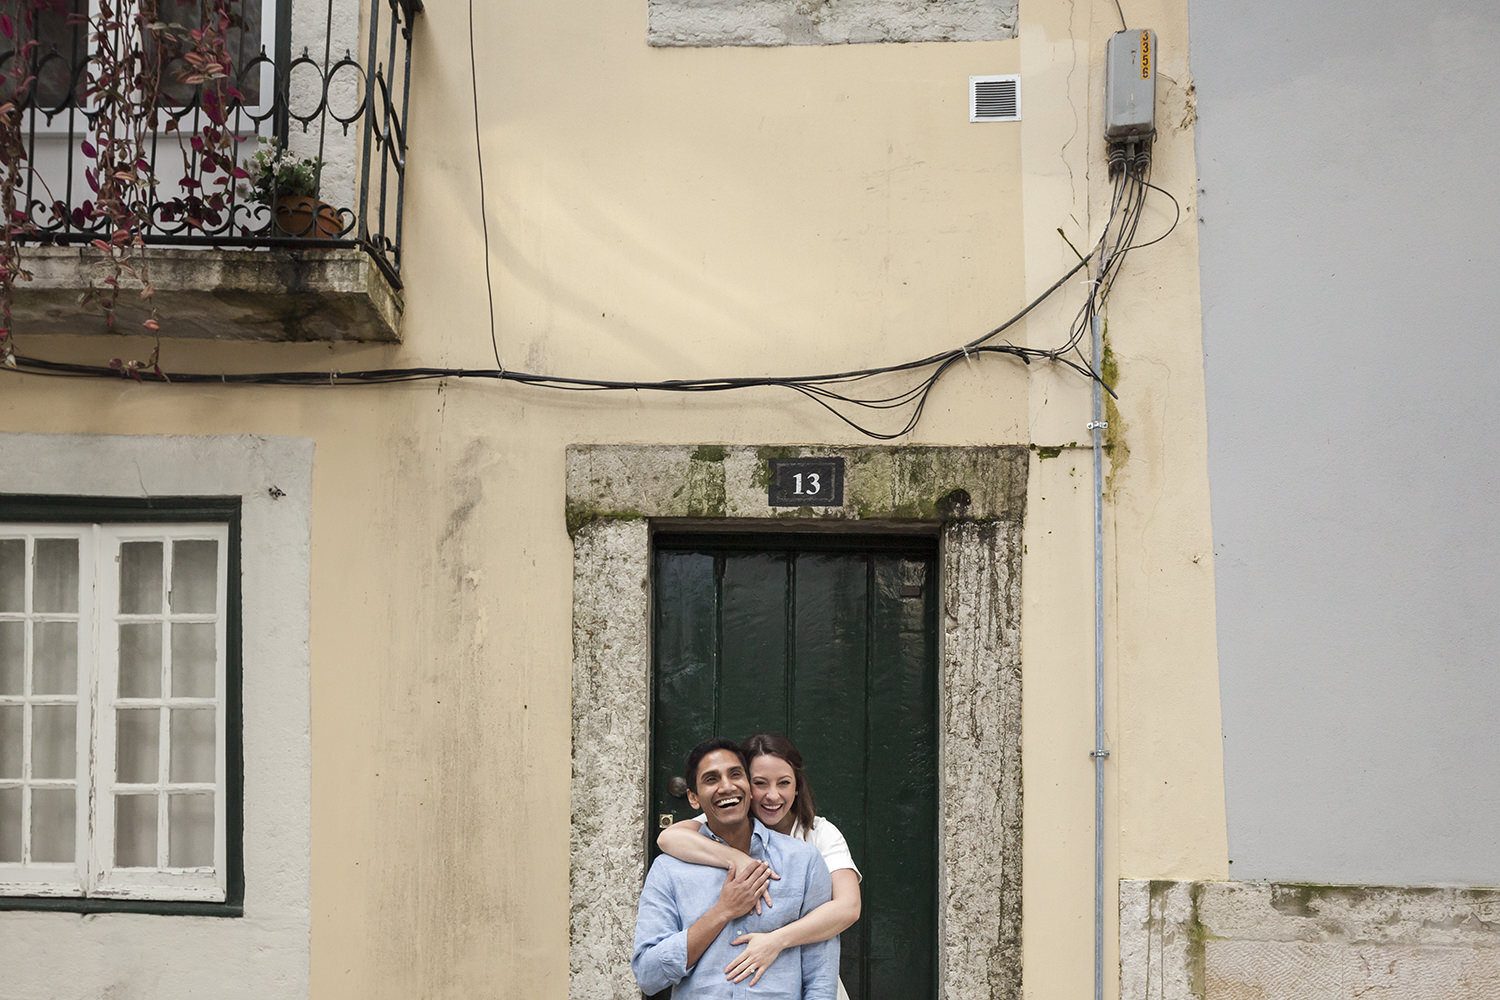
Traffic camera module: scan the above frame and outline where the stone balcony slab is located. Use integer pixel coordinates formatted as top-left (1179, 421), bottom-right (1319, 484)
top-left (12, 245), bottom-right (402, 343)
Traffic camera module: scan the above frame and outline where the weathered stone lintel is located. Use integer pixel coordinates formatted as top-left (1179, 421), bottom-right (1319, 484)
top-left (1121, 879), bottom-right (1500, 1000)
top-left (13, 245), bottom-right (402, 343)
top-left (565, 444), bottom-right (1028, 536)
top-left (648, 0), bottom-right (1018, 47)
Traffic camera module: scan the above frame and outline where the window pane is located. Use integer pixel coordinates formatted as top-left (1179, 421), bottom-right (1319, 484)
top-left (119, 541), bottom-right (164, 615)
top-left (170, 709), bottom-right (215, 782)
top-left (118, 623), bottom-right (164, 698)
top-left (33, 538), bottom-right (79, 613)
top-left (153, 0), bottom-right (265, 106)
top-left (170, 622), bottom-right (216, 697)
top-left (30, 787), bottom-right (75, 863)
top-left (167, 792), bottom-right (214, 867)
top-left (170, 539), bottom-right (219, 613)
top-left (114, 793), bottom-right (158, 868)
top-left (0, 538), bottom-right (22, 611)
top-left (31, 704), bottom-right (76, 779)
top-left (0, 0), bottom-right (85, 109)
top-left (0, 786), bottom-right (19, 862)
top-left (0, 705), bottom-right (20, 778)
top-left (31, 620), bottom-right (77, 695)
top-left (0, 620), bottom-right (21, 694)
top-left (115, 708), bottom-right (161, 784)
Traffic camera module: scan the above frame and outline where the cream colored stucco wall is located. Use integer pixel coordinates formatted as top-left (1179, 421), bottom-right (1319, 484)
top-left (0, 0), bottom-right (1222, 997)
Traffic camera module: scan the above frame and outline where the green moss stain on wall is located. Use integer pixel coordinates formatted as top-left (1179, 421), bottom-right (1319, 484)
top-left (1100, 332), bottom-right (1130, 496)
top-left (565, 507), bottom-right (647, 538)
top-left (680, 447), bottom-right (728, 519)
top-left (691, 445), bottom-right (727, 463)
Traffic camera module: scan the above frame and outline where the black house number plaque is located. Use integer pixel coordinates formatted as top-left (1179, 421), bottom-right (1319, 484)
top-left (767, 457), bottom-right (845, 507)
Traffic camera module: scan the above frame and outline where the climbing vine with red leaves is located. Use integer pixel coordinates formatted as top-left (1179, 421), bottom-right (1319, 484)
top-left (0, 1), bottom-right (46, 366)
top-left (0, 0), bottom-right (240, 371)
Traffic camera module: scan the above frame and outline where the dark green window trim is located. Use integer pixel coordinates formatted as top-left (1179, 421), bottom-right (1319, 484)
top-left (0, 896), bottom-right (245, 917)
top-left (0, 494), bottom-right (244, 917)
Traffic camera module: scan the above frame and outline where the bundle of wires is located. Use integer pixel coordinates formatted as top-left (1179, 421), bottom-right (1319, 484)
top-left (1054, 142), bottom-right (1178, 385)
top-left (3, 121), bottom-right (1177, 442)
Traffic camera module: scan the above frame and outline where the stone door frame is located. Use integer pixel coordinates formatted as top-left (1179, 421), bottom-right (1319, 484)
top-left (567, 444), bottom-right (1026, 1000)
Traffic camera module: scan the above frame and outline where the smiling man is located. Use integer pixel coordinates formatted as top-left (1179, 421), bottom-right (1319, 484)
top-left (633, 738), bottom-right (838, 998)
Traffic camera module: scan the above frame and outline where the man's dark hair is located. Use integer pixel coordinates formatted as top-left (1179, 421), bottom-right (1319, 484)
top-left (684, 737), bottom-right (748, 793)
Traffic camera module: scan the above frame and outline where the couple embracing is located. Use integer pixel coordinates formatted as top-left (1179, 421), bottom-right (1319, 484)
top-left (633, 734), bottom-right (862, 999)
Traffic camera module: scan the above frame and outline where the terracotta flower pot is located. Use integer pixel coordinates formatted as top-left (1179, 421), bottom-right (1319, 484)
top-left (273, 195), bottom-right (341, 238)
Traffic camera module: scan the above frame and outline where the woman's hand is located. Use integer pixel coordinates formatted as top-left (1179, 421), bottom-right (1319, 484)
top-left (725, 928), bottom-right (789, 985)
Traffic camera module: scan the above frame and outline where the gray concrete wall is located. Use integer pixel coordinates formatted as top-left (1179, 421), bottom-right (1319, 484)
top-left (1188, 3), bottom-right (1500, 882)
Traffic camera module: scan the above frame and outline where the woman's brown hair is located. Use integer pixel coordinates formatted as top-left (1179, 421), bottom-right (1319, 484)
top-left (740, 733), bottom-right (818, 836)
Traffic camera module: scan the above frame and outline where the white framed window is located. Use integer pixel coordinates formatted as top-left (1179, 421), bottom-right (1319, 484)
top-left (0, 515), bottom-right (235, 904)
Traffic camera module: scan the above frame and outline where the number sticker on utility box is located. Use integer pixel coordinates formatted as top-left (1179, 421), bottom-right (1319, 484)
top-left (767, 457), bottom-right (845, 507)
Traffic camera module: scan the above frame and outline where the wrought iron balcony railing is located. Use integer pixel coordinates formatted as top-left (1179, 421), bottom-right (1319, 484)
top-left (1, 0), bottom-right (421, 290)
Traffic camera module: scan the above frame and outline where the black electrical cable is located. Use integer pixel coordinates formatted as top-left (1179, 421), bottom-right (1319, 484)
top-left (1, 220), bottom-right (1132, 438)
top-left (1057, 167), bottom-right (1134, 360)
top-left (469, 0), bottom-right (501, 370)
top-left (1119, 179), bottom-right (1180, 252)
top-left (2, 38), bottom-right (1185, 438)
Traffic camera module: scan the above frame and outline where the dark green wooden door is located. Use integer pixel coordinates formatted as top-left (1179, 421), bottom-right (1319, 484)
top-left (651, 533), bottom-right (938, 1000)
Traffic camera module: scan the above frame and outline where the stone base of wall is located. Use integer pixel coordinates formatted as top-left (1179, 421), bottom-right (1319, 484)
top-left (1121, 880), bottom-right (1500, 1000)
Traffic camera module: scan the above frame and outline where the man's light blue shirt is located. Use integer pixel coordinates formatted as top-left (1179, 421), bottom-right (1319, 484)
top-left (633, 818), bottom-right (838, 998)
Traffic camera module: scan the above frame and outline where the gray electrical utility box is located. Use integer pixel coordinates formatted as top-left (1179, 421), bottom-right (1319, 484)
top-left (1105, 28), bottom-right (1157, 142)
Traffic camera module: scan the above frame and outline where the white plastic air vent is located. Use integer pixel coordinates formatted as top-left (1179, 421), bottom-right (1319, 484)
top-left (970, 75), bottom-right (1020, 122)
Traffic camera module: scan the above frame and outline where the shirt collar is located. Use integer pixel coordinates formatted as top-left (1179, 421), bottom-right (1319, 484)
top-left (700, 816), bottom-right (771, 850)
top-left (750, 817), bottom-right (771, 849)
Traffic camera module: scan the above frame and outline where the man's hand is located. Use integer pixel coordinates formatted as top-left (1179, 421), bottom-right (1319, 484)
top-left (716, 860), bottom-right (774, 920)
top-left (726, 851), bottom-right (779, 914)
top-left (683, 860), bottom-right (776, 970)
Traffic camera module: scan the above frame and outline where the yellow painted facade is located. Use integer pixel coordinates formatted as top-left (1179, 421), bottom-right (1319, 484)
top-left (0, 0), bottom-right (1225, 997)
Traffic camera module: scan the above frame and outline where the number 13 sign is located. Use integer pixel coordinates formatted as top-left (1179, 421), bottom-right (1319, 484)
top-left (767, 457), bottom-right (845, 507)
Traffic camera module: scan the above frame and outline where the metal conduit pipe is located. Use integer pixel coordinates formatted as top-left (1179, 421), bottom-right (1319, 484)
top-left (1089, 311), bottom-right (1109, 1000)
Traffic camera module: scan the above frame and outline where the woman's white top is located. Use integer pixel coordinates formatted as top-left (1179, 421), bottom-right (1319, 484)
top-left (790, 816), bottom-right (862, 882)
top-left (692, 813), bottom-right (862, 881)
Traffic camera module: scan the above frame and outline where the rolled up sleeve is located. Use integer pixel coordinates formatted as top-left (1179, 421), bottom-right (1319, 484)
top-left (633, 863), bottom-right (689, 995)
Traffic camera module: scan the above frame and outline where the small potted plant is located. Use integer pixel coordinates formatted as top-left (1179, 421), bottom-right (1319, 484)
top-left (243, 138), bottom-right (341, 239)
